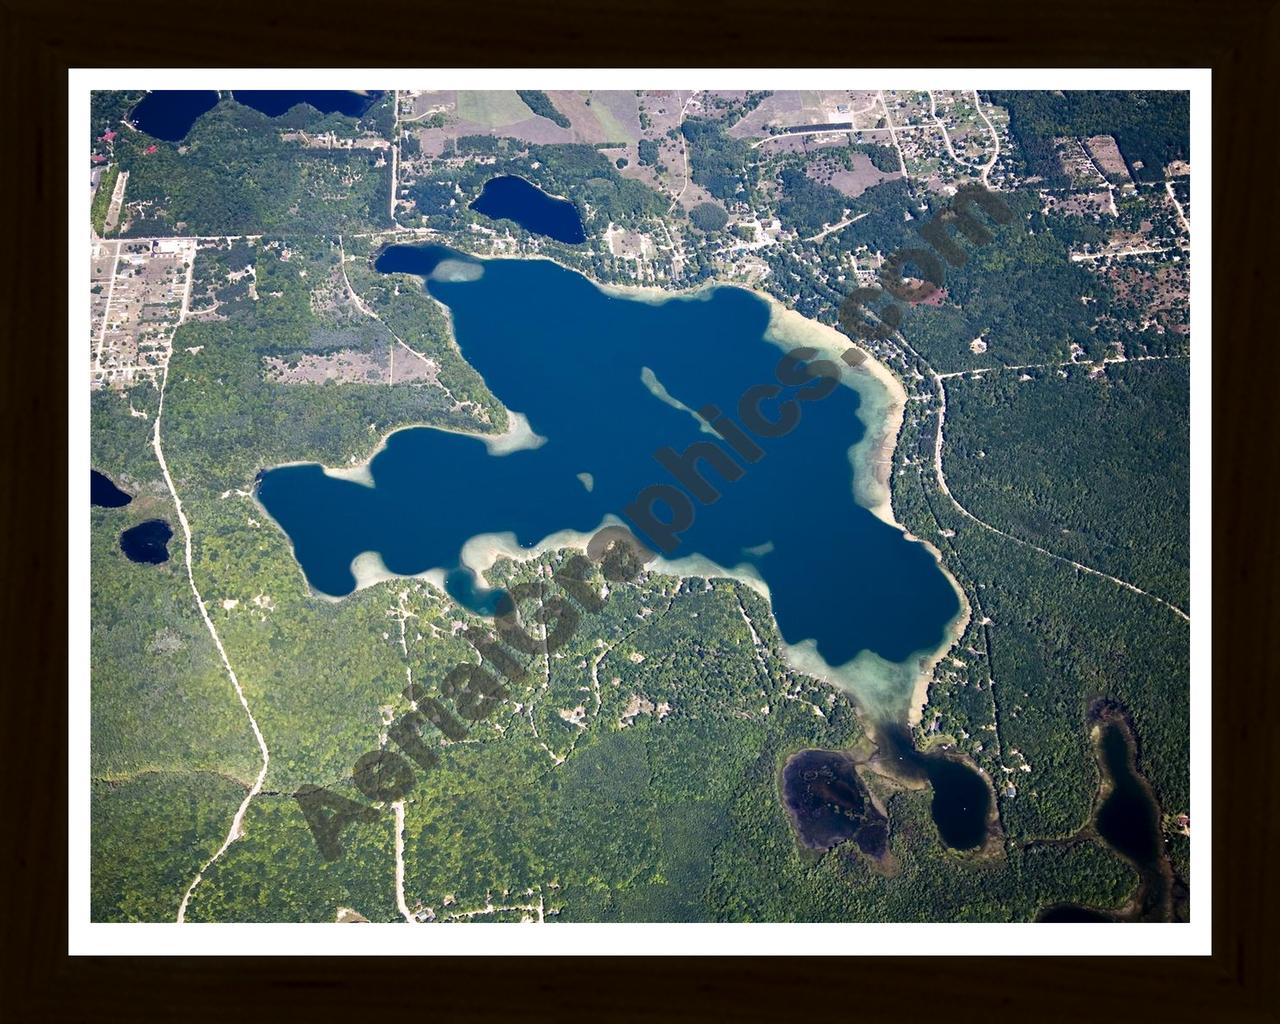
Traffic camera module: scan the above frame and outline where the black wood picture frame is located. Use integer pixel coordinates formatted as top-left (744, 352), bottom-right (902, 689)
top-left (3, 1), bottom-right (1274, 1018)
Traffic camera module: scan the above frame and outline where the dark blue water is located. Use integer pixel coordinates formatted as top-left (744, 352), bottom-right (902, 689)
top-left (91, 470), bottom-right (132, 508)
top-left (923, 754), bottom-right (991, 850)
top-left (129, 91), bottom-right (219, 142)
top-left (257, 245), bottom-right (959, 674)
top-left (1095, 722), bottom-right (1160, 866)
top-left (470, 176), bottom-right (586, 244)
top-left (232, 91), bottom-right (380, 118)
top-left (119, 519), bottom-right (172, 564)
top-left (128, 91), bottom-right (380, 142)
top-left (878, 724), bottom-right (991, 849)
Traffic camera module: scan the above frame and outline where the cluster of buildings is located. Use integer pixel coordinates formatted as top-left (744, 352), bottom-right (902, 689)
top-left (90, 237), bottom-right (196, 390)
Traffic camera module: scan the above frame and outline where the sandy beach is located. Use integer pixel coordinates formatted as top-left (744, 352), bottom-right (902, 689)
top-left (759, 299), bottom-right (908, 527)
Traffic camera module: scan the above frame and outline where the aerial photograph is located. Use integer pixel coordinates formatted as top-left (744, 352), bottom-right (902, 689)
top-left (85, 82), bottom-right (1194, 930)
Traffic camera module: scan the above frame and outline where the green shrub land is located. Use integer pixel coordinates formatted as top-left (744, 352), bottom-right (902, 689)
top-left (91, 164), bottom-right (120, 236)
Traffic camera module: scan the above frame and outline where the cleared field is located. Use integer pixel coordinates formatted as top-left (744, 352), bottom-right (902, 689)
top-left (593, 91), bottom-right (641, 142)
top-left (730, 90), bottom-right (879, 138)
top-left (455, 91), bottom-right (536, 128)
top-left (827, 153), bottom-right (899, 197)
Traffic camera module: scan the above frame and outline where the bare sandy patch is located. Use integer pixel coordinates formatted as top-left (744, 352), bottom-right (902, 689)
top-left (263, 349), bottom-right (387, 385)
top-left (827, 154), bottom-right (898, 198)
top-left (1084, 135), bottom-right (1131, 182)
top-left (390, 344), bottom-right (440, 385)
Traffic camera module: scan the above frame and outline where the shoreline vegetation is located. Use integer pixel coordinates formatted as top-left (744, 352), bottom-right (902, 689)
top-left (255, 252), bottom-right (968, 725)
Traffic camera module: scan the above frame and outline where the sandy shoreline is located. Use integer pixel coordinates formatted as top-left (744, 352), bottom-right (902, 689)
top-left (905, 540), bottom-right (971, 727)
top-left (759, 300), bottom-right (908, 527)
top-left (273, 246), bottom-right (965, 724)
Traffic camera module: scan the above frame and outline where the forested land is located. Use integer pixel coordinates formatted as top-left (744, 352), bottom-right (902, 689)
top-left (90, 389), bottom-right (260, 920)
top-left (182, 794), bottom-right (401, 922)
top-left (92, 773), bottom-right (249, 921)
top-left (516, 90), bottom-right (571, 129)
top-left (96, 95), bottom-right (392, 237)
top-left (761, 179), bottom-right (1186, 374)
top-left (776, 166), bottom-right (848, 237)
top-left (680, 117), bottom-right (757, 200)
top-left (943, 360), bottom-right (1190, 610)
top-left (984, 91), bottom-right (1189, 186)
top-left (391, 556), bottom-right (1136, 922)
top-left (889, 365), bottom-right (1190, 847)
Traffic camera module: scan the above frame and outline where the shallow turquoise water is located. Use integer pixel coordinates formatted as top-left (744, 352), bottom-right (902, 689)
top-left (257, 245), bottom-right (959, 673)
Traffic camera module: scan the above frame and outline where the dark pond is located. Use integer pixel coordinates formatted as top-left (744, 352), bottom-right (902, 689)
top-left (119, 519), bottom-right (173, 565)
top-left (878, 724), bottom-right (991, 851)
top-left (232, 91), bottom-right (381, 118)
top-left (1036, 713), bottom-right (1172, 923)
top-left (781, 750), bottom-right (886, 856)
top-left (924, 754), bottom-right (991, 850)
top-left (470, 176), bottom-right (586, 244)
top-left (129, 90), bottom-right (219, 142)
top-left (1095, 721), bottom-right (1160, 866)
top-left (91, 469), bottom-right (132, 508)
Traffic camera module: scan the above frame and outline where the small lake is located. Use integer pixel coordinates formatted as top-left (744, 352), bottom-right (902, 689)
top-left (924, 754), bottom-right (991, 850)
top-left (129, 91), bottom-right (219, 142)
top-left (119, 519), bottom-right (173, 564)
top-left (878, 724), bottom-right (991, 851)
top-left (1094, 720), bottom-right (1160, 866)
top-left (91, 469), bottom-right (132, 508)
top-left (470, 176), bottom-right (587, 244)
top-left (257, 244), bottom-right (961, 709)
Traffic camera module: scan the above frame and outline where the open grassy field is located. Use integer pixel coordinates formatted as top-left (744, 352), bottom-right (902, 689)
top-left (455, 91), bottom-right (536, 128)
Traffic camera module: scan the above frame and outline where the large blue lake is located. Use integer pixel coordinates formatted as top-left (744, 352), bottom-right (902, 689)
top-left (257, 245), bottom-right (960, 696)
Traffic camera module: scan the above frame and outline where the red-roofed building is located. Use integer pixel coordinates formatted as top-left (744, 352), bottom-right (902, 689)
top-left (143, 144), bottom-right (158, 155)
